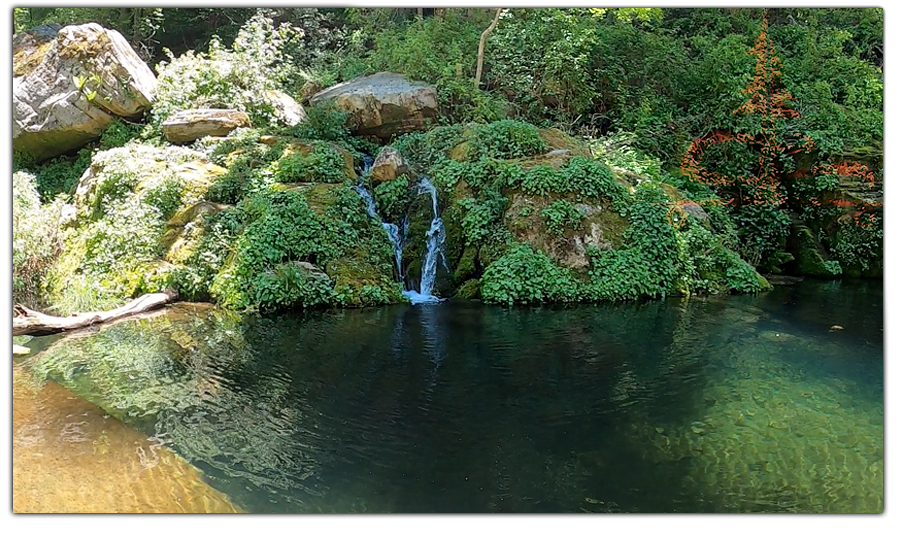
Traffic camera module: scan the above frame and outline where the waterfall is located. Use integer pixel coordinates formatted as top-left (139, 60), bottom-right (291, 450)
top-left (353, 183), bottom-right (404, 283)
top-left (402, 177), bottom-right (447, 305)
top-left (352, 156), bottom-right (446, 306)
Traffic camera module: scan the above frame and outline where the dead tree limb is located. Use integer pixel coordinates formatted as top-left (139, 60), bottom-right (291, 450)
top-left (475, 8), bottom-right (503, 90)
top-left (13, 290), bottom-right (177, 337)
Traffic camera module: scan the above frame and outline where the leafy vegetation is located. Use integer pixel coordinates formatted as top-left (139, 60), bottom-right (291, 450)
top-left (12, 7), bottom-right (881, 313)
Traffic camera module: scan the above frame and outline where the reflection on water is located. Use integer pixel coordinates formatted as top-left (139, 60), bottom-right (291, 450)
top-left (12, 356), bottom-right (240, 513)
top-left (20, 281), bottom-right (882, 513)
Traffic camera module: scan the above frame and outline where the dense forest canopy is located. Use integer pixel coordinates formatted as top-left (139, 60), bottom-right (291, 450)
top-left (13, 7), bottom-right (882, 159)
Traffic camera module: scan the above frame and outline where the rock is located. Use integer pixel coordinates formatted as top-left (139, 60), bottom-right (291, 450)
top-left (309, 72), bottom-right (439, 141)
top-left (13, 345), bottom-right (31, 356)
top-left (162, 109), bottom-right (251, 144)
top-left (370, 147), bottom-right (410, 183)
top-left (503, 191), bottom-right (629, 270)
top-left (265, 90), bottom-right (307, 126)
top-left (764, 274), bottom-right (804, 286)
top-left (294, 261), bottom-right (331, 283)
top-left (73, 144), bottom-right (209, 215)
top-left (13, 23), bottom-right (157, 162)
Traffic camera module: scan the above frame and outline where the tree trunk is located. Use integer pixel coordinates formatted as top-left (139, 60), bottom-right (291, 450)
top-left (475, 8), bottom-right (503, 90)
top-left (417, 8), bottom-right (423, 19)
top-left (13, 290), bottom-right (176, 337)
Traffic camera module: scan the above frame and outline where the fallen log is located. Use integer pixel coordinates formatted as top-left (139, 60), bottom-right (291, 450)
top-left (13, 290), bottom-right (177, 337)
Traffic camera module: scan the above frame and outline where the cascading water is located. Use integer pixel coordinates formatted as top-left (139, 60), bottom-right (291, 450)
top-left (353, 157), bottom-right (404, 283)
top-left (353, 184), bottom-right (404, 283)
top-left (351, 156), bottom-right (445, 305)
top-left (402, 177), bottom-right (448, 305)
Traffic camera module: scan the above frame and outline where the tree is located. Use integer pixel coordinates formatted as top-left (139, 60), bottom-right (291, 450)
top-left (475, 8), bottom-right (503, 89)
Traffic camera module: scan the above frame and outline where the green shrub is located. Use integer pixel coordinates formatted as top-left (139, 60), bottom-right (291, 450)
top-left (481, 244), bottom-right (578, 305)
top-left (272, 143), bottom-right (348, 185)
top-left (150, 13), bottom-right (304, 133)
top-left (373, 175), bottom-right (411, 223)
top-left (466, 119), bottom-right (547, 160)
top-left (831, 215), bottom-right (883, 275)
top-left (541, 200), bottom-right (585, 236)
top-left (12, 172), bottom-right (67, 308)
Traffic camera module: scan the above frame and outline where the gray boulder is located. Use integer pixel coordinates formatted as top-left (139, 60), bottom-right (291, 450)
top-left (310, 72), bottom-right (438, 142)
top-left (13, 23), bottom-right (157, 162)
top-left (162, 109), bottom-right (251, 144)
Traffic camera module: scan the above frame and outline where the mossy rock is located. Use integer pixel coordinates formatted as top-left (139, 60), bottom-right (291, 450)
top-left (536, 128), bottom-right (591, 158)
top-left (280, 140), bottom-right (356, 182)
top-left (160, 202), bottom-right (228, 265)
top-left (791, 225), bottom-right (842, 279)
top-left (302, 183), bottom-right (344, 216)
top-left (503, 191), bottom-right (628, 270)
top-left (455, 278), bottom-right (481, 300)
top-left (326, 251), bottom-right (400, 307)
top-left (454, 246), bottom-right (478, 284)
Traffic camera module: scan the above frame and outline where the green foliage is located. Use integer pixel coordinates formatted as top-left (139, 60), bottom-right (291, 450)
top-left (393, 125), bottom-right (467, 171)
top-left (19, 149), bottom-right (93, 201)
top-left (590, 131), bottom-right (662, 179)
top-left (13, 172), bottom-right (67, 308)
top-left (457, 188), bottom-right (508, 246)
top-left (287, 104), bottom-right (352, 143)
top-left (198, 127), bottom-right (263, 165)
top-left (466, 120), bottom-right (547, 160)
top-left (98, 119), bottom-right (143, 150)
top-left (731, 205), bottom-right (793, 270)
top-left (207, 186), bottom-right (398, 311)
top-left (150, 13), bottom-right (305, 134)
top-left (541, 200), bottom-right (585, 236)
top-left (831, 215), bottom-right (883, 275)
top-left (373, 175), bottom-right (411, 223)
top-left (517, 157), bottom-right (630, 209)
top-left (481, 244), bottom-right (578, 305)
top-left (273, 144), bottom-right (348, 185)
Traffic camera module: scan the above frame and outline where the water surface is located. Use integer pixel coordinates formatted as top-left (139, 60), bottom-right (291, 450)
top-left (21, 280), bottom-right (883, 513)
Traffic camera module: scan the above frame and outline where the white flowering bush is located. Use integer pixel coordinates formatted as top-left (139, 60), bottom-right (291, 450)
top-left (13, 172), bottom-right (67, 308)
top-left (150, 13), bottom-right (306, 132)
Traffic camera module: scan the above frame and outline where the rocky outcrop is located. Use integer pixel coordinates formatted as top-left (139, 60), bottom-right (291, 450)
top-left (309, 72), bottom-right (439, 141)
top-left (162, 109), bottom-right (251, 144)
top-left (370, 147), bottom-right (410, 183)
top-left (503, 193), bottom-right (628, 270)
top-left (13, 23), bottom-right (157, 162)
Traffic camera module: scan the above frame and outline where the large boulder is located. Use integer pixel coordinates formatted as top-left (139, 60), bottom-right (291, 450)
top-left (162, 109), bottom-right (251, 144)
top-left (309, 72), bottom-right (438, 141)
top-left (13, 23), bottom-right (157, 162)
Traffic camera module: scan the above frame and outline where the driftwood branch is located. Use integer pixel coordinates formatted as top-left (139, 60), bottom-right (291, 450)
top-left (475, 8), bottom-right (503, 90)
top-left (13, 290), bottom-right (176, 337)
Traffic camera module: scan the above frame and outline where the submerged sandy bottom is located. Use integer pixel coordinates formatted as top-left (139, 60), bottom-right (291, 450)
top-left (13, 360), bottom-right (240, 514)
